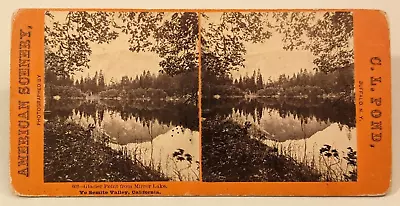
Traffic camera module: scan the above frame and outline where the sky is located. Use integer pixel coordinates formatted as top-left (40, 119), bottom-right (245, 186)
top-left (202, 12), bottom-right (318, 81)
top-left (46, 11), bottom-right (165, 84)
top-left (237, 34), bottom-right (315, 80)
top-left (79, 35), bottom-right (163, 83)
top-left (80, 28), bottom-right (313, 83)
top-left (47, 11), bottom-right (348, 83)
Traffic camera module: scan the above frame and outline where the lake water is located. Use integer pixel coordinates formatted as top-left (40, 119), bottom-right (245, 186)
top-left (46, 96), bottom-right (357, 181)
top-left (45, 99), bottom-right (200, 181)
top-left (202, 97), bottom-right (357, 179)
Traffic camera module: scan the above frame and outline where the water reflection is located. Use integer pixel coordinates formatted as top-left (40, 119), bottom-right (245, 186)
top-left (46, 99), bottom-right (199, 131)
top-left (203, 97), bottom-right (356, 128)
top-left (46, 98), bottom-right (200, 181)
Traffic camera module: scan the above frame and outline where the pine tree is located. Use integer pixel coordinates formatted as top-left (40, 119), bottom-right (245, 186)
top-left (145, 70), bottom-right (152, 88)
top-left (238, 76), bottom-right (243, 90)
top-left (251, 70), bottom-right (257, 92)
top-left (92, 71), bottom-right (99, 93)
top-left (134, 75), bottom-right (140, 89)
top-left (256, 69), bottom-right (263, 90)
top-left (98, 70), bottom-right (105, 92)
top-left (74, 79), bottom-right (80, 87)
top-left (267, 76), bottom-right (273, 87)
top-left (79, 76), bottom-right (84, 91)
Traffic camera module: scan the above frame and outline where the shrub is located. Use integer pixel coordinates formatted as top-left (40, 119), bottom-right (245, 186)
top-left (99, 89), bottom-right (119, 99)
top-left (257, 87), bottom-right (280, 97)
top-left (205, 85), bottom-right (245, 97)
top-left (128, 88), bottom-right (167, 99)
top-left (46, 85), bottom-right (85, 98)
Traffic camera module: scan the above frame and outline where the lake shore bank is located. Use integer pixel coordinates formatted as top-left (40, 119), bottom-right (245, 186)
top-left (204, 93), bottom-right (355, 104)
top-left (44, 120), bottom-right (169, 182)
top-left (201, 117), bottom-right (322, 182)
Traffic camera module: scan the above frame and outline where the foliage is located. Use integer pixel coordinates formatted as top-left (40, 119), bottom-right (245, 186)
top-left (118, 12), bottom-right (199, 76)
top-left (45, 11), bottom-right (119, 77)
top-left (172, 148), bottom-right (200, 181)
top-left (272, 12), bottom-right (354, 73)
top-left (46, 11), bottom-right (201, 77)
top-left (201, 12), bottom-right (272, 77)
top-left (343, 147), bottom-right (357, 181)
top-left (319, 144), bottom-right (357, 182)
top-left (45, 11), bottom-right (353, 81)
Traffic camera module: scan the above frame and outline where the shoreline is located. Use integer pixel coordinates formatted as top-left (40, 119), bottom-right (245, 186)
top-left (203, 94), bottom-right (355, 102)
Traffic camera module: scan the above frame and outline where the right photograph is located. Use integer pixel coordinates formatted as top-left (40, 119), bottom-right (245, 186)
top-left (201, 11), bottom-right (357, 182)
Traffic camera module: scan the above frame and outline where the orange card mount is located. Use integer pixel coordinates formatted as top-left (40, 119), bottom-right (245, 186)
top-left (10, 9), bottom-right (391, 196)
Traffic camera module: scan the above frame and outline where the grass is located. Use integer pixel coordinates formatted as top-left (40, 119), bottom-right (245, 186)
top-left (266, 140), bottom-right (358, 182)
top-left (44, 120), bottom-right (169, 182)
top-left (109, 141), bottom-right (200, 181)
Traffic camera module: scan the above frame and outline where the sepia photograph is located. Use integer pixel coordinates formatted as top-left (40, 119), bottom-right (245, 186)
top-left (44, 11), bottom-right (200, 182)
top-left (43, 10), bottom-right (357, 183)
top-left (201, 11), bottom-right (357, 182)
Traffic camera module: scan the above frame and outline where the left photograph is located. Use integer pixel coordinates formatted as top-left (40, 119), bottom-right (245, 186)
top-left (44, 11), bottom-right (200, 182)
